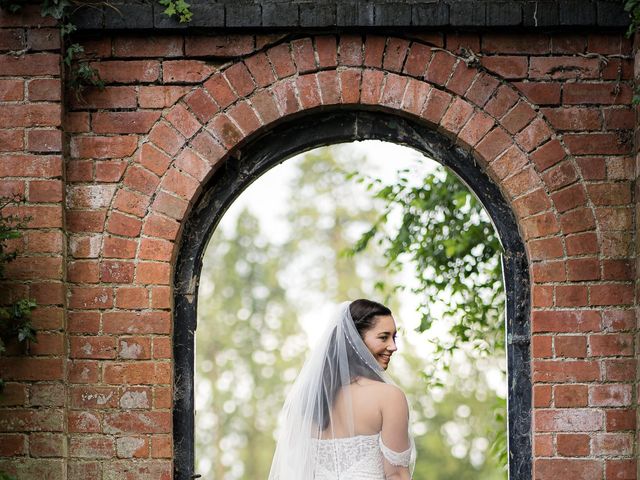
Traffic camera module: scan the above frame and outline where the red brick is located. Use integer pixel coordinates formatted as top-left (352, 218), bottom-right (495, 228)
top-left (589, 333), bottom-right (634, 355)
top-left (139, 237), bottom-right (173, 262)
top-left (521, 212), bottom-right (561, 239)
top-left (118, 337), bottom-right (151, 360)
top-left (605, 409), bottom-right (636, 431)
top-left (71, 136), bottom-right (137, 159)
top-left (184, 88), bottom-right (218, 124)
top-left (69, 86), bottom-right (137, 110)
top-left (485, 84), bottom-right (520, 118)
top-left (475, 127), bottom-right (512, 162)
top-left (542, 161), bottom-right (577, 192)
top-left (162, 60), bottom-right (214, 83)
top-left (530, 139), bottom-right (566, 171)
top-left (380, 74), bottom-right (408, 109)
top-left (489, 145), bottom-right (528, 181)
top-left (26, 129), bottom-right (62, 153)
top-left (151, 191), bottom-right (188, 220)
top-left (102, 311), bottom-right (171, 335)
top-left (26, 231), bottom-right (63, 254)
top-left (103, 411), bottom-right (171, 434)
top-left (501, 101), bottom-right (537, 134)
top-left (267, 43), bottom-right (296, 78)
top-left (0, 28), bottom-right (25, 51)
top-left (290, 37), bottom-right (316, 73)
top-left (151, 286), bottom-right (171, 309)
top-left (556, 433), bottom-right (590, 457)
top-left (0, 357), bottom-right (63, 382)
top-left (123, 165), bottom-right (160, 196)
top-left (69, 286), bottom-right (113, 309)
top-left (0, 130), bottom-right (23, 152)
top-left (551, 34), bottom-right (586, 54)
top-left (587, 33), bottom-right (627, 54)
top-left (0, 433), bottom-right (26, 456)
top-left (66, 210), bottom-right (106, 233)
top-left (551, 184), bottom-right (587, 213)
top-left (603, 108), bottom-right (633, 130)
top-left (534, 408), bottom-right (602, 432)
top-left (151, 435), bottom-right (172, 458)
top-left (103, 236), bottom-right (137, 259)
top-left (210, 114), bottom-right (243, 149)
top-left (271, 78), bottom-right (300, 115)
top-left (382, 37), bottom-right (409, 72)
top-left (549, 390), bottom-right (587, 414)
top-left (93, 60), bottom-right (159, 83)
top-left (533, 384), bottom-right (552, 407)
top-left (68, 360), bottom-right (100, 384)
top-left (401, 78), bottom-right (430, 116)
top-left (364, 36), bottom-right (386, 68)
top-left (529, 237), bottom-right (563, 260)
top-left (166, 103), bottom-right (201, 139)
top-left (602, 259), bottom-right (633, 281)
top-left (424, 50), bottom-right (456, 86)
top-left (68, 413), bottom-right (101, 434)
top-left (554, 335), bottom-right (587, 357)
top-left (338, 35), bottom-right (363, 66)
top-left (514, 82), bottom-right (561, 105)
top-left (402, 42), bottom-right (431, 77)
top-left (542, 107), bottom-right (601, 131)
top-left (440, 97), bottom-right (473, 135)
top-left (564, 133), bottom-right (630, 155)
top-left (446, 61), bottom-right (477, 97)
top-left (0, 79), bottom-right (23, 101)
top-left (94, 160), bottom-right (126, 182)
top-left (605, 459), bottom-right (636, 479)
top-left (136, 262), bottom-right (171, 285)
top-left (68, 312), bottom-right (100, 334)
top-left (115, 287), bottom-right (149, 309)
top-left (592, 433), bottom-right (633, 456)
top-left (339, 68), bottom-right (361, 104)
top-left (532, 335), bottom-right (552, 358)
top-left (143, 213), bottom-right (180, 240)
top-left (482, 33), bottom-right (550, 54)
top-left (589, 384), bottom-right (632, 407)
top-left (92, 111), bottom-right (160, 134)
top-left (184, 35), bottom-right (254, 57)
top-left (317, 70), bottom-right (340, 105)
top-left (70, 336), bottom-right (117, 360)
top-left (0, 104), bottom-right (61, 128)
top-left (69, 435), bottom-right (115, 458)
top-left (530, 57), bottom-right (600, 80)
top-left (576, 157), bottom-right (606, 180)
top-left (0, 53), bottom-right (59, 76)
top-left (532, 285), bottom-right (553, 307)
top-left (26, 28), bottom-right (60, 51)
top-left (587, 183), bottom-right (631, 206)
top-left (113, 188), bottom-right (150, 218)
top-left (250, 89), bottom-right (280, 124)
top-left (68, 260), bottom-right (100, 284)
top-left (532, 310), bottom-right (600, 333)
top-left (106, 211), bottom-right (142, 237)
top-left (225, 62), bottom-right (256, 98)
top-left (148, 122), bottom-right (185, 156)
top-left (139, 86), bottom-right (190, 109)
top-left (457, 111), bottom-right (495, 148)
top-left (103, 362), bottom-right (171, 387)
top-left (596, 207), bottom-right (632, 230)
top-left (28, 179), bottom-right (63, 202)
top-left (534, 433), bottom-right (553, 456)
top-left (29, 331), bottom-right (64, 355)
top-left (114, 36), bottom-right (183, 57)
top-left (504, 167), bottom-right (542, 198)
top-left (295, 74), bottom-right (321, 109)
top-left (100, 260), bottom-right (135, 283)
top-left (28, 78), bottom-right (61, 101)
top-left (559, 208), bottom-right (596, 234)
top-left (515, 117), bottom-right (552, 152)
top-left (481, 55), bottom-right (528, 79)
top-left (316, 36), bottom-right (337, 68)
top-left (420, 88), bottom-right (451, 125)
top-left (564, 83), bottom-right (632, 105)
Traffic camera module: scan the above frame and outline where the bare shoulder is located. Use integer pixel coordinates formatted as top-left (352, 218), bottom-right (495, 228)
top-left (360, 381), bottom-right (407, 408)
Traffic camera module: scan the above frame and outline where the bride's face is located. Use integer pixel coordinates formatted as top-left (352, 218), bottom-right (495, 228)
top-left (362, 315), bottom-right (398, 370)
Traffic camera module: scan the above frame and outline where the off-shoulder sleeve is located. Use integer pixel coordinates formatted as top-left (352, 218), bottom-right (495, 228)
top-left (379, 435), bottom-right (412, 467)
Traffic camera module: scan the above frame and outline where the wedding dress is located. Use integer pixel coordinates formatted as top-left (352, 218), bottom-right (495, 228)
top-left (314, 433), bottom-right (413, 480)
top-left (268, 302), bottom-right (416, 480)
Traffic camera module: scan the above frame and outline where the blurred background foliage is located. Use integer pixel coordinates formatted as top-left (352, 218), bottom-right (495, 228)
top-left (195, 143), bottom-right (507, 479)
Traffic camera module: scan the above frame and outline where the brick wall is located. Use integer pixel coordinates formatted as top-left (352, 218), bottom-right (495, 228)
top-left (0, 5), bottom-right (638, 479)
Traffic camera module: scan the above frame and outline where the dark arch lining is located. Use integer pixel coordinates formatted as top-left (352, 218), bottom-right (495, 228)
top-left (173, 108), bottom-right (532, 480)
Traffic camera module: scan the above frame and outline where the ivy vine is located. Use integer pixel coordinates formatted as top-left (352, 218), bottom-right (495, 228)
top-left (0, 0), bottom-right (193, 95)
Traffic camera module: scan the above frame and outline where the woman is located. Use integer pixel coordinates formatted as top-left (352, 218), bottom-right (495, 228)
top-left (268, 299), bottom-right (416, 480)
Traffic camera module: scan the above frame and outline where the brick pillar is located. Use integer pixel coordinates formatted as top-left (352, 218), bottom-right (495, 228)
top-left (0, 4), bottom-right (66, 479)
top-left (635, 31), bottom-right (640, 480)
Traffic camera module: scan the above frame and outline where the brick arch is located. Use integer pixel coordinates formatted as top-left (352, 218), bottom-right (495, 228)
top-left (105, 33), bottom-right (593, 282)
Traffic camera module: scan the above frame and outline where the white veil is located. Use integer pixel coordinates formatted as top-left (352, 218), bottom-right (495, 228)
top-left (268, 301), bottom-right (416, 480)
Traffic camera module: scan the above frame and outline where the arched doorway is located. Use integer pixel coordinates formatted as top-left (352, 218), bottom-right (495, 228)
top-left (173, 108), bottom-right (531, 480)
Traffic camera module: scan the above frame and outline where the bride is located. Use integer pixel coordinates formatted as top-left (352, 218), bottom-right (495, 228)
top-left (268, 299), bottom-right (416, 479)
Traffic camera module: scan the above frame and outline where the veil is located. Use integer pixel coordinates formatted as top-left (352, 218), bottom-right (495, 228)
top-left (268, 301), bottom-right (416, 480)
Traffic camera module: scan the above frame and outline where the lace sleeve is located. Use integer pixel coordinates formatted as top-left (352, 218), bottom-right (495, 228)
top-left (379, 435), bottom-right (412, 467)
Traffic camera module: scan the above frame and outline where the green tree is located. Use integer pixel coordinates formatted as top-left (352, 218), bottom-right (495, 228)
top-left (196, 209), bottom-right (306, 479)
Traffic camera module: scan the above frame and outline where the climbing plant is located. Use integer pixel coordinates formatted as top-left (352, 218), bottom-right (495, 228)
top-left (0, 0), bottom-right (193, 95)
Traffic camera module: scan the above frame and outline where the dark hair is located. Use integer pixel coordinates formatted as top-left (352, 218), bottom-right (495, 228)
top-left (316, 299), bottom-right (392, 431)
top-left (349, 298), bottom-right (392, 338)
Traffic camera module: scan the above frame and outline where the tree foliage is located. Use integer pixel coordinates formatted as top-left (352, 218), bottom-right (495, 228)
top-left (349, 164), bottom-right (505, 378)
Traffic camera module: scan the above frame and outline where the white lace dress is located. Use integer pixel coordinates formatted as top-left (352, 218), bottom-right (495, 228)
top-left (314, 433), bottom-right (412, 480)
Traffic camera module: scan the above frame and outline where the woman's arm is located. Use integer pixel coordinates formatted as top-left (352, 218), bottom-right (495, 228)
top-left (380, 385), bottom-right (412, 480)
